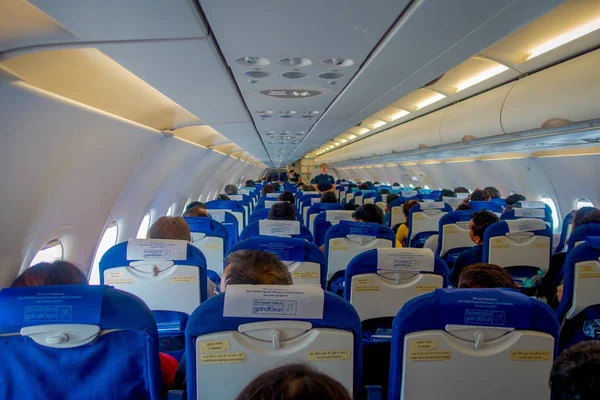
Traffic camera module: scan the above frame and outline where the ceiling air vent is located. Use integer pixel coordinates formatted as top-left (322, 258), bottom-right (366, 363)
top-left (278, 57), bottom-right (312, 67)
top-left (321, 58), bottom-right (354, 68)
top-left (260, 89), bottom-right (322, 98)
top-left (281, 71), bottom-right (307, 79)
top-left (318, 72), bottom-right (344, 80)
top-left (244, 71), bottom-right (269, 78)
top-left (235, 56), bottom-right (270, 66)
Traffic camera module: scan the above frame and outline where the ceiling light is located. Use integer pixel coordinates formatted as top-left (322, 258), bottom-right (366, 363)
top-left (333, 142), bottom-right (341, 146)
top-left (527, 17), bottom-right (600, 60)
top-left (339, 139), bottom-right (348, 143)
top-left (372, 120), bottom-right (386, 129)
top-left (456, 64), bottom-right (509, 92)
top-left (347, 134), bottom-right (357, 140)
top-left (357, 127), bottom-right (370, 135)
top-left (390, 109), bottom-right (410, 121)
top-left (416, 93), bottom-right (446, 110)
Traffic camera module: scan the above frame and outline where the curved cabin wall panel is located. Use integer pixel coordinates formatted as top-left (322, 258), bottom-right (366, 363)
top-left (502, 49), bottom-right (600, 133)
top-left (402, 108), bottom-right (447, 150)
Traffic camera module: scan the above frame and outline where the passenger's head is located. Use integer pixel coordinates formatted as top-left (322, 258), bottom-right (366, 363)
top-left (358, 183), bottom-right (370, 190)
top-left (261, 184), bottom-right (275, 196)
top-left (245, 180), bottom-right (255, 188)
top-left (321, 192), bottom-right (338, 203)
top-left (217, 194), bottom-right (230, 201)
top-left (439, 189), bottom-right (457, 199)
top-left (235, 363), bottom-right (351, 400)
top-left (221, 250), bottom-right (292, 292)
top-left (268, 202), bottom-right (296, 221)
top-left (298, 183), bottom-right (306, 191)
top-left (392, 182), bottom-right (400, 187)
top-left (469, 210), bottom-right (500, 244)
top-left (385, 193), bottom-right (400, 213)
top-left (185, 201), bottom-right (205, 213)
top-left (403, 200), bottom-right (420, 219)
top-left (343, 203), bottom-right (359, 211)
top-left (303, 185), bottom-right (316, 192)
top-left (277, 191), bottom-right (295, 203)
top-left (353, 204), bottom-right (384, 224)
top-left (380, 188), bottom-right (390, 195)
top-left (320, 163), bottom-right (328, 174)
top-left (470, 189), bottom-right (491, 202)
top-left (11, 261), bottom-right (88, 288)
top-left (183, 206), bottom-right (210, 218)
top-left (456, 203), bottom-right (473, 211)
top-left (224, 184), bottom-right (238, 195)
top-left (505, 193), bottom-right (526, 206)
top-left (458, 263), bottom-right (517, 289)
top-left (148, 216), bottom-right (191, 241)
top-left (550, 341), bottom-right (600, 400)
top-left (454, 187), bottom-right (469, 194)
top-left (573, 207), bottom-right (599, 229)
top-left (484, 186), bottom-right (501, 199)
top-left (580, 210), bottom-right (600, 226)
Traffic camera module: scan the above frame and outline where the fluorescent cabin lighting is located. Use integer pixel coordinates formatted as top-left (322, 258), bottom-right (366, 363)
top-left (333, 142), bottom-right (341, 146)
top-left (356, 127), bottom-right (370, 135)
top-left (417, 93), bottom-right (446, 110)
top-left (339, 139), bottom-right (348, 143)
top-left (372, 120), bottom-right (386, 129)
top-left (390, 109), bottom-right (410, 121)
top-left (456, 65), bottom-right (509, 92)
top-left (347, 134), bottom-right (357, 139)
top-left (527, 17), bottom-right (600, 60)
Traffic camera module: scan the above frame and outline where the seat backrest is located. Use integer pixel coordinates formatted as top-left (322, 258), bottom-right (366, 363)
top-left (389, 195), bottom-right (419, 229)
top-left (437, 210), bottom-right (476, 264)
top-left (240, 220), bottom-right (313, 242)
top-left (388, 288), bottom-right (559, 400)
top-left (0, 285), bottom-right (162, 399)
top-left (248, 207), bottom-right (304, 224)
top-left (100, 239), bottom-right (208, 314)
top-left (407, 202), bottom-right (452, 248)
top-left (483, 219), bottom-right (552, 278)
top-left (501, 207), bottom-right (554, 231)
top-left (307, 203), bottom-right (343, 235)
top-left (568, 222), bottom-right (600, 250)
top-left (208, 210), bottom-right (239, 249)
top-left (296, 193), bottom-right (321, 209)
top-left (227, 194), bottom-right (252, 220)
top-left (556, 236), bottom-right (600, 321)
top-left (363, 191), bottom-right (383, 205)
top-left (185, 217), bottom-right (228, 277)
top-left (470, 201), bottom-right (504, 213)
top-left (313, 210), bottom-right (356, 247)
top-left (344, 248), bottom-right (448, 322)
top-left (516, 200), bottom-right (553, 216)
top-left (555, 210), bottom-right (575, 253)
top-left (154, 310), bottom-right (188, 361)
top-left (442, 196), bottom-right (465, 210)
top-left (354, 190), bottom-right (377, 206)
top-left (227, 237), bottom-right (327, 288)
top-left (205, 200), bottom-right (246, 234)
top-left (300, 196), bottom-right (322, 223)
top-left (324, 221), bottom-right (395, 280)
top-left (185, 287), bottom-right (362, 399)
top-left (491, 197), bottom-right (507, 207)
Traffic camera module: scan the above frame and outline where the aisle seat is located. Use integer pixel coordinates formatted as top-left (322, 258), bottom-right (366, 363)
top-left (313, 210), bottom-right (355, 247)
top-left (436, 210), bottom-right (475, 267)
top-left (407, 202), bottom-right (452, 248)
top-left (185, 217), bottom-right (228, 277)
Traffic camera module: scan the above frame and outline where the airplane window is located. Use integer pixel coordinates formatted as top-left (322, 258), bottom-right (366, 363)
top-left (30, 240), bottom-right (63, 267)
top-left (540, 195), bottom-right (560, 233)
top-left (576, 199), bottom-right (594, 209)
top-left (409, 184), bottom-right (414, 188)
top-left (184, 198), bottom-right (193, 211)
top-left (136, 213), bottom-right (151, 239)
top-left (89, 224), bottom-right (118, 285)
top-left (166, 205), bottom-right (173, 217)
top-left (424, 185), bottom-right (431, 190)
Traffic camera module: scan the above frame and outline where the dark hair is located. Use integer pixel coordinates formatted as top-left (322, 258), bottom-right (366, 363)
top-left (12, 261), bottom-right (88, 287)
top-left (289, 170), bottom-right (295, 174)
top-left (343, 203), bottom-right (359, 211)
top-left (471, 210), bottom-right (500, 240)
top-left (484, 186), bottom-right (501, 199)
top-left (298, 183), bottom-right (306, 190)
top-left (505, 194), bottom-right (526, 206)
top-left (185, 201), bottom-right (205, 212)
top-left (458, 263), bottom-right (517, 289)
top-left (470, 189), bottom-right (491, 201)
top-left (148, 216), bottom-right (191, 241)
top-left (278, 191), bottom-right (295, 203)
top-left (223, 250), bottom-right (292, 288)
top-left (268, 203), bottom-right (296, 221)
top-left (303, 185), bottom-right (316, 192)
top-left (245, 180), bottom-right (255, 188)
top-left (454, 187), bottom-right (469, 194)
top-left (379, 188), bottom-right (390, 195)
top-left (261, 184), bottom-right (275, 196)
top-left (392, 182), bottom-right (400, 186)
top-left (374, 181), bottom-right (380, 184)
top-left (502, 205), bottom-right (515, 215)
top-left (386, 193), bottom-right (399, 205)
top-left (235, 363), bottom-right (351, 400)
top-left (321, 192), bottom-right (338, 203)
top-left (224, 185), bottom-right (238, 195)
top-left (272, 183), bottom-right (281, 191)
top-left (217, 194), bottom-right (230, 201)
top-left (439, 189), bottom-right (456, 199)
top-left (550, 341), bottom-right (600, 400)
top-left (456, 203), bottom-right (473, 211)
top-left (403, 200), bottom-right (420, 218)
top-left (573, 207), bottom-right (599, 228)
top-left (320, 163), bottom-right (328, 168)
top-left (183, 206), bottom-right (209, 218)
top-left (353, 204), bottom-right (384, 224)
top-left (358, 183), bottom-right (370, 190)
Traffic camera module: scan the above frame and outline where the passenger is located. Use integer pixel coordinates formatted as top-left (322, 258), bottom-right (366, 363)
top-left (11, 260), bottom-right (87, 287)
top-left (288, 169), bottom-right (299, 183)
top-left (449, 210), bottom-right (500, 286)
top-left (303, 185), bottom-right (316, 192)
top-left (261, 184), bottom-right (275, 196)
top-left (454, 187), bottom-right (469, 194)
top-left (216, 194), bottom-right (230, 201)
top-left (358, 183), bottom-right (370, 191)
top-left (277, 191), bottom-right (295, 203)
top-left (374, 181), bottom-right (380, 185)
top-left (343, 203), bottom-right (359, 211)
top-left (392, 182), bottom-right (401, 187)
top-left (221, 249), bottom-right (293, 291)
top-left (320, 191), bottom-right (338, 203)
top-left (437, 189), bottom-right (456, 201)
top-left (353, 204), bottom-right (384, 224)
top-left (469, 188), bottom-right (491, 202)
top-left (298, 182), bottom-right (306, 191)
top-left (396, 200), bottom-right (419, 247)
top-left (456, 203), bottom-right (473, 211)
top-left (224, 184), bottom-right (238, 195)
top-left (182, 206), bottom-right (209, 218)
top-left (457, 263), bottom-right (517, 289)
top-left (484, 186), bottom-right (501, 199)
top-left (184, 201), bottom-right (205, 213)
top-left (235, 363), bottom-right (351, 400)
top-left (244, 180), bottom-right (255, 188)
top-left (550, 341), bottom-right (600, 400)
top-left (268, 202), bottom-right (296, 221)
top-left (311, 163), bottom-right (336, 194)
top-left (272, 182), bottom-right (281, 192)
top-left (505, 193), bottom-right (526, 206)
top-left (380, 188), bottom-right (391, 195)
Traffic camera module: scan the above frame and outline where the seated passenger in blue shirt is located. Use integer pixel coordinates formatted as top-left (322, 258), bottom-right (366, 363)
top-left (449, 210), bottom-right (499, 286)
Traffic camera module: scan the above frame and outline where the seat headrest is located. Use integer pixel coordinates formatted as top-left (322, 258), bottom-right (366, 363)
top-left (442, 210), bottom-right (474, 223)
top-left (324, 210), bottom-right (355, 222)
top-left (513, 208), bottom-right (546, 218)
top-left (337, 221), bottom-right (381, 236)
top-left (126, 239), bottom-right (189, 260)
top-left (265, 193), bottom-right (280, 198)
top-left (264, 200), bottom-right (285, 208)
top-left (230, 237), bottom-right (307, 262)
top-left (505, 218), bottom-right (547, 233)
top-left (402, 190), bottom-right (418, 197)
top-left (417, 202), bottom-right (447, 210)
top-left (258, 220), bottom-right (301, 236)
top-left (518, 201), bottom-right (547, 209)
top-left (585, 236), bottom-right (600, 250)
top-left (377, 248), bottom-right (435, 272)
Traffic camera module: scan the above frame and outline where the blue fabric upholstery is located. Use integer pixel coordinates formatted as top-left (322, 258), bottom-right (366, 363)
top-left (388, 288), bottom-right (559, 400)
top-left (185, 217), bottom-right (229, 275)
top-left (185, 292), bottom-right (363, 398)
top-left (307, 203), bottom-right (343, 230)
top-left (212, 211), bottom-right (240, 249)
top-left (226, 237), bottom-right (327, 288)
top-left (248, 207), bottom-right (304, 224)
top-left (558, 305), bottom-right (600, 354)
top-left (154, 310), bottom-right (188, 361)
top-left (568, 222), bottom-right (600, 251)
top-left (491, 198), bottom-right (507, 207)
top-left (470, 201), bottom-right (504, 213)
top-left (240, 221), bottom-right (313, 242)
top-left (0, 285), bottom-right (162, 399)
top-left (555, 211), bottom-right (575, 253)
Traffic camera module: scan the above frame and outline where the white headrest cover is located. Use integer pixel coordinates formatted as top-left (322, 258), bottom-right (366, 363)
top-left (126, 239), bottom-right (188, 260)
top-left (506, 218), bottom-right (547, 233)
top-left (376, 248), bottom-right (435, 272)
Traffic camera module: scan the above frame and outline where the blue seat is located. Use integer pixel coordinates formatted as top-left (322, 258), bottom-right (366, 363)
top-left (240, 220), bottom-right (313, 242)
top-left (227, 237), bottom-right (327, 288)
top-left (354, 190), bottom-right (377, 206)
top-left (185, 217), bottom-right (228, 277)
top-left (100, 240), bottom-right (208, 314)
top-left (567, 221), bottom-right (600, 250)
top-left (491, 198), bottom-right (507, 207)
top-left (185, 289), bottom-right (362, 399)
top-left (342, 187), bottom-right (360, 205)
top-left (313, 210), bottom-right (356, 247)
top-left (470, 201), bottom-right (504, 213)
top-left (483, 219), bottom-right (552, 282)
top-left (389, 193), bottom-right (419, 229)
top-left (556, 236), bottom-right (600, 322)
top-left (436, 210), bottom-right (475, 268)
top-left (306, 202), bottom-right (343, 234)
top-left (227, 194), bottom-right (252, 220)
top-left (299, 195), bottom-right (323, 223)
top-left (555, 211), bottom-right (575, 253)
top-left (0, 285), bottom-right (162, 399)
top-left (377, 186), bottom-right (392, 192)
top-left (417, 193), bottom-right (437, 201)
top-left (363, 191), bottom-right (383, 205)
top-left (208, 210), bottom-right (239, 249)
top-left (248, 207), bottom-right (304, 225)
top-left (388, 288), bottom-right (559, 400)
top-left (516, 200), bottom-right (553, 216)
top-left (154, 310), bottom-right (188, 361)
top-left (407, 202), bottom-right (452, 248)
top-left (205, 200), bottom-right (246, 235)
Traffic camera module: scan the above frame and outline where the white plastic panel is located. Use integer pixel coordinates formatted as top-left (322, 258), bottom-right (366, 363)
top-left (567, 259), bottom-right (600, 319)
top-left (327, 237), bottom-right (393, 279)
top-left (487, 235), bottom-right (551, 274)
top-left (286, 261), bottom-right (322, 286)
top-left (191, 235), bottom-right (225, 276)
top-left (439, 222), bottom-right (475, 257)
